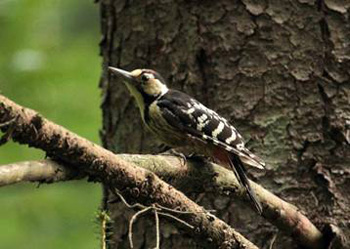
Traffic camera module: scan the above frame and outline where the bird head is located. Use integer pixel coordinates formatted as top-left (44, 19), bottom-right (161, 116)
top-left (109, 67), bottom-right (168, 103)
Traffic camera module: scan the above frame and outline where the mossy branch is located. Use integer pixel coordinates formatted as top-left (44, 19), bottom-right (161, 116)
top-left (0, 156), bottom-right (328, 249)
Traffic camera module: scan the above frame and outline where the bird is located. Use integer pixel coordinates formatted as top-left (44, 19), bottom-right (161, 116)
top-left (108, 67), bottom-right (265, 214)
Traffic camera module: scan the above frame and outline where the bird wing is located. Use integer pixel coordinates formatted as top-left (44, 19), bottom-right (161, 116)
top-left (157, 90), bottom-right (265, 169)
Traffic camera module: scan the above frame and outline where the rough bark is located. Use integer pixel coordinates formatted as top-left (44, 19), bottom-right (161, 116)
top-left (99, 0), bottom-right (349, 248)
top-left (0, 155), bottom-right (326, 248)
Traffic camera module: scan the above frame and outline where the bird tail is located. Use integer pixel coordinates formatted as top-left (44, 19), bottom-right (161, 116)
top-left (239, 148), bottom-right (265, 169)
top-left (229, 154), bottom-right (263, 215)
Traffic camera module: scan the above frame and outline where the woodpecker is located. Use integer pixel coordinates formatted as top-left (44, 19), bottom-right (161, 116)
top-left (109, 67), bottom-right (265, 214)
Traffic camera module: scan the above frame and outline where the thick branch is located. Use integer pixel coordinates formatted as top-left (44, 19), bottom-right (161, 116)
top-left (119, 154), bottom-right (326, 249)
top-left (0, 160), bottom-right (83, 186)
top-left (0, 155), bottom-right (327, 249)
top-left (0, 94), bottom-right (258, 249)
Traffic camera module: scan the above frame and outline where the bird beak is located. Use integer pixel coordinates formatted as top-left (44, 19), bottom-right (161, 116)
top-left (108, 67), bottom-right (134, 80)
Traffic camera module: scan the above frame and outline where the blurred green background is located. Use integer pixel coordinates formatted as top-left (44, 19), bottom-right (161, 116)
top-left (0, 1), bottom-right (102, 248)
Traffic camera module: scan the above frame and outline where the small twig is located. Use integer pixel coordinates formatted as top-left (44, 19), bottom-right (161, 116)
top-left (154, 209), bottom-right (160, 249)
top-left (155, 203), bottom-right (216, 214)
top-left (111, 190), bottom-right (194, 249)
top-left (195, 192), bottom-right (206, 203)
top-left (128, 206), bottom-right (153, 249)
top-left (269, 232), bottom-right (278, 249)
top-left (310, 191), bottom-right (319, 207)
top-left (157, 211), bottom-right (194, 230)
top-left (0, 117), bottom-right (16, 128)
top-left (0, 120), bottom-right (16, 146)
top-left (0, 116), bottom-right (18, 146)
top-left (111, 190), bottom-right (197, 248)
top-left (109, 188), bottom-right (146, 209)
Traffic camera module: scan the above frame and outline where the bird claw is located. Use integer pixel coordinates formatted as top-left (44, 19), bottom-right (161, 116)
top-left (160, 149), bottom-right (187, 166)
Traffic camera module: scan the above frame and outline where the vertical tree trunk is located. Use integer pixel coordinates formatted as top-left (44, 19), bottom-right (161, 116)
top-left (99, 0), bottom-right (349, 248)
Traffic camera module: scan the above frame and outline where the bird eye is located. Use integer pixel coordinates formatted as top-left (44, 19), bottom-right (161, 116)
top-left (141, 74), bottom-right (150, 82)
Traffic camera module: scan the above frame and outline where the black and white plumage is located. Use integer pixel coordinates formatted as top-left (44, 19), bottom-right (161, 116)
top-left (109, 67), bottom-right (265, 214)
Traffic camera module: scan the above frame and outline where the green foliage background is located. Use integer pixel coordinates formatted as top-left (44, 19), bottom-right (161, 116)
top-left (0, 1), bottom-right (101, 248)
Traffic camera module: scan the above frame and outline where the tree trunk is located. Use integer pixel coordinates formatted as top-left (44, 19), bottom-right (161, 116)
top-left (99, 0), bottom-right (349, 248)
